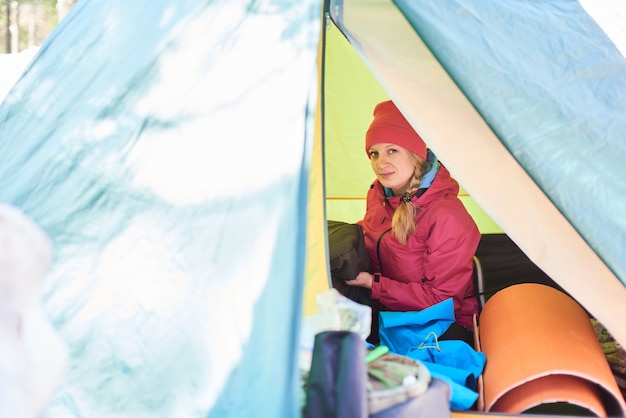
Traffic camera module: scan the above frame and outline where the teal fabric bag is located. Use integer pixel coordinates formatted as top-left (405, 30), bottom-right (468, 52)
top-left (423, 369), bottom-right (480, 411)
top-left (378, 298), bottom-right (455, 353)
top-left (407, 340), bottom-right (485, 389)
top-left (378, 298), bottom-right (486, 411)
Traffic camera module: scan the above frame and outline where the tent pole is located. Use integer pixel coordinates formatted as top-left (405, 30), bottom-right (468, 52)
top-left (5, 0), bottom-right (10, 53)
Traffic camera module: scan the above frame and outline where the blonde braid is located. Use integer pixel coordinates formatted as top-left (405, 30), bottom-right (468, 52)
top-left (392, 153), bottom-right (431, 245)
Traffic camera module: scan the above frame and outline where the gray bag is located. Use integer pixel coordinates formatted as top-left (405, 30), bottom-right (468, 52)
top-left (303, 331), bottom-right (452, 418)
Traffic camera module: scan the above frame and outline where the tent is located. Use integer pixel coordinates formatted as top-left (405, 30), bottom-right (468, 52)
top-left (0, 0), bottom-right (624, 416)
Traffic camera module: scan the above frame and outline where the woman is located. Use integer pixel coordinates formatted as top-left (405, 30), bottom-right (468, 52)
top-left (347, 100), bottom-right (480, 345)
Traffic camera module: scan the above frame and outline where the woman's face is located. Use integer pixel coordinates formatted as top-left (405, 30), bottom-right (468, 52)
top-left (368, 143), bottom-right (416, 195)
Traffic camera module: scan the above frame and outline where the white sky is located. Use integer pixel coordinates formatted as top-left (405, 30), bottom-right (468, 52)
top-left (580, 0), bottom-right (626, 56)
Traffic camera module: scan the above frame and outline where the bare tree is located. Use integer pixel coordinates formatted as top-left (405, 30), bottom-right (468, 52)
top-left (56, 0), bottom-right (76, 22)
top-left (4, 0), bottom-right (9, 53)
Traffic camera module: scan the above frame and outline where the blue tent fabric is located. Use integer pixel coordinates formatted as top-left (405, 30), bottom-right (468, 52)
top-left (394, 0), bottom-right (626, 286)
top-left (0, 0), bottom-right (320, 417)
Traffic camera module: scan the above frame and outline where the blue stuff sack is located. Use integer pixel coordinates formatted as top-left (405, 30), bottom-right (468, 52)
top-left (378, 298), bottom-right (486, 411)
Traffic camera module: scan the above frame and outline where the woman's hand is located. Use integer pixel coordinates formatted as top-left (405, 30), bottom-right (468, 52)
top-left (346, 272), bottom-right (373, 289)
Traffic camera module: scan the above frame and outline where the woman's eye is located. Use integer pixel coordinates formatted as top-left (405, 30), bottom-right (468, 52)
top-left (388, 148), bottom-right (397, 154)
top-left (369, 151), bottom-right (378, 158)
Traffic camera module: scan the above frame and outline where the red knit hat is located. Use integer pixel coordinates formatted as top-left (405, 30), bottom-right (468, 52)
top-left (365, 100), bottom-right (427, 160)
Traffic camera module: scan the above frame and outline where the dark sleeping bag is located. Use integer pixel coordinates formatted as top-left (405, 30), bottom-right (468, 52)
top-left (327, 220), bottom-right (372, 307)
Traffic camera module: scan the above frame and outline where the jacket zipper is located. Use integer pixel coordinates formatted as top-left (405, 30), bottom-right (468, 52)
top-left (376, 228), bottom-right (392, 276)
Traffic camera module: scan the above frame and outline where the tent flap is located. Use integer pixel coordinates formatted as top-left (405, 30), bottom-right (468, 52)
top-left (0, 0), bottom-right (321, 416)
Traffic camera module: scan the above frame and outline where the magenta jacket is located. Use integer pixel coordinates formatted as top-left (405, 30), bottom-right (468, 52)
top-left (358, 164), bottom-right (480, 330)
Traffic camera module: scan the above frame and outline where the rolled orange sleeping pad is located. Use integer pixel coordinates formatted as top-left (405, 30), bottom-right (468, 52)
top-left (478, 283), bottom-right (626, 417)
